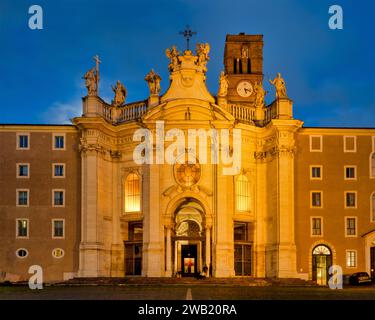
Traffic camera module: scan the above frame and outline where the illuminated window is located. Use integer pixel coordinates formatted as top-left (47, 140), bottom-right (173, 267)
top-left (311, 217), bottom-right (322, 236)
top-left (345, 217), bottom-right (357, 236)
top-left (346, 250), bottom-right (357, 268)
top-left (371, 193), bottom-right (375, 222)
top-left (235, 175), bottom-right (251, 212)
top-left (16, 219), bottom-right (29, 238)
top-left (125, 173), bottom-right (141, 212)
top-left (371, 153), bottom-right (375, 177)
top-left (52, 248), bottom-right (65, 259)
top-left (312, 245), bottom-right (331, 255)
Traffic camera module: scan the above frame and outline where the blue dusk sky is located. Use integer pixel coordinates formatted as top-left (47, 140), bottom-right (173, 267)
top-left (0, 0), bottom-right (374, 126)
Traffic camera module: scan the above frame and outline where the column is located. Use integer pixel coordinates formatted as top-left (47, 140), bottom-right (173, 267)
top-left (142, 164), bottom-right (163, 276)
top-left (205, 226), bottom-right (211, 276)
top-left (273, 118), bottom-right (302, 278)
top-left (165, 226), bottom-right (172, 277)
top-left (213, 164), bottom-right (235, 277)
top-left (110, 156), bottom-right (124, 277)
top-left (78, 147), bottom-right (104, 277)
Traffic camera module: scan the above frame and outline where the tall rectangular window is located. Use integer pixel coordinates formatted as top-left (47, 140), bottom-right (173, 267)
top-left (16, 219), bottom-right (29, 238)
top-left (344, 136), bottom-right (356, 152)
top-left (310, 166), bottom-right (322, 180)
top-left (310, 136), bottom-right (322, 152)
top-left (17, 163), bottom-right (29, 178)
top-left (311, 217), bottom-right (322, 236)
top-left (345, 166), bottom-right (356, 180)
top-left (234, 222), bottom-right (251, 276)
top-left (346, 217), bottom-right (357, 236)
top-left (53, 190), bottom-right (65, 207)
top-left (17, 133), bottom-right (30, 150)
top-left (52, 133), bottom-right (65, 150)
top-left (371, 193), bottom-right (375, 222)
top-left (17, 190), bottom-right (29, 206)
top-left (345, 192), bottom-right (357, 208)
top-left (346, 250), bottom-right (357, 267)
top-left (125, 173), bottom-right (140, 212)
top-left (236, 175), bottom-right (251, 212)
top-left (52, 220), bottom-right (65, 238)
top-left (311, 191), bottom-right (322, 208)
top-left (53, 164), bottom-right (65, 178)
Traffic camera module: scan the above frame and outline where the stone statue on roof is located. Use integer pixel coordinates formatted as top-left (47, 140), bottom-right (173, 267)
top-left (111, 80), bottom-right (127, 107)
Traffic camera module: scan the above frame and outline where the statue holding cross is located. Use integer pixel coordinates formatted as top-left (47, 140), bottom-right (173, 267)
top-left (82, 55), bottom-right (101, 96)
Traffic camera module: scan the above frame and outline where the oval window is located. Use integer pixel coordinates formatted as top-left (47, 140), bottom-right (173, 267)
top-left (16, 248), bottom-right (28, 258)
top-left (52, 248), bottom-right (65, 259)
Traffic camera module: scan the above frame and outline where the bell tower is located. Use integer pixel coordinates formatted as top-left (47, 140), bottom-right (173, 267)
top-left (224, 33), bottom-right (263, 106)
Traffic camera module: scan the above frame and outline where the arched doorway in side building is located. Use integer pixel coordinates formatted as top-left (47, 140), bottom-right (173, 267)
top-left (312, 245), bottom-right (332, 285)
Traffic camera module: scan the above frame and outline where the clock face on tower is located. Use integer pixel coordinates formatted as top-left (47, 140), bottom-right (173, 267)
top-left (236, 81), bottom-right (253, 97)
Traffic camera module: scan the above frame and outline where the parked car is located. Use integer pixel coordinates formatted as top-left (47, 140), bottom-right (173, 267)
top-left (349, 272), bottom-right (372, 285)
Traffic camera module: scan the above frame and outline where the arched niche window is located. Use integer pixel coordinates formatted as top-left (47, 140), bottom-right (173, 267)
top-left (313, 245), bottom-right (331, 256)
top-left (371, 153), bottom-right (375, 177)
top-left (371, 192), bottom-right (375, 222)
top-left (124, 173), bottom-right (140, 213)
top-left (235, 174), bottom-right (251, 212)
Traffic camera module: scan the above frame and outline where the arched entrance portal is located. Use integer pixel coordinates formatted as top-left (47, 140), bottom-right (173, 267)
top-left (312, 245), bottom-right (332, 285)
top-left (172, 199), bottom-right (210, 277)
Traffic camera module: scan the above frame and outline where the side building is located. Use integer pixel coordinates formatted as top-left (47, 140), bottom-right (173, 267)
top-left (0, 125), bottom-right (81, 282)
top-left (295, 129), bottom-right (375, 284)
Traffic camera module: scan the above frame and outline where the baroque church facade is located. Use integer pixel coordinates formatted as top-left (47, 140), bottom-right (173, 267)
top-left (1, 34), bottom-right (375, 284)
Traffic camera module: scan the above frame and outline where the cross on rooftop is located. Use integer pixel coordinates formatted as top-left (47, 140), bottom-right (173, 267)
top-left (179, 25), bottom-right (197, 51)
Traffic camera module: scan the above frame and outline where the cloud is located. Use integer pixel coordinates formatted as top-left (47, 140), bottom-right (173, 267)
top-left (41, 100), bottom-right (82, 124)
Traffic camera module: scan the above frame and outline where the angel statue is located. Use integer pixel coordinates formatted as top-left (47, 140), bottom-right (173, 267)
top-left (82, 67), bottom-right (98, 96)
top-left (144, 69), bottom-right (161, 95)
top-left (218, 71), bottom-right (229, 97)
top-left (111, 80), bottom-right (127, 107)
top-left (165, 46), bottom-right (180, 72)
top-left (196, 43), bottom-right (210, 72)
top-left (269, 73), bottom-right (287, 99)
top-left (254, 81), bottom-right (267, 108)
